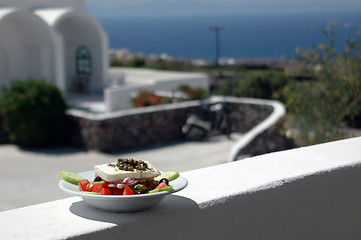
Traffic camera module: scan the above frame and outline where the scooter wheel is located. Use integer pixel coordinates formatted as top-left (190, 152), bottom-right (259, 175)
top-left (185, 126), bottom-right (208, 141)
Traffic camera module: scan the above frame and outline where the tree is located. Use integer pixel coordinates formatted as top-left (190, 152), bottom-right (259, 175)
top-left (283, 20), bottom-right (361, 146)
top-left (234, 71), bottom-right (291, 100)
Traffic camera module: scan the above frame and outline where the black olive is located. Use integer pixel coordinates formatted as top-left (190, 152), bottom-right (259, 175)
top-left (159, 178), bottom-right (169, 185)
top-left (94, 176), bottom-right (102, 182)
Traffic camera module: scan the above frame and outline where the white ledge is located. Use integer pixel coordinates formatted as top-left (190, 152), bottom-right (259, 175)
top-left (227, 97), bottom-right (286, 161)
top-left (1, 137), bottom-right (361, 239)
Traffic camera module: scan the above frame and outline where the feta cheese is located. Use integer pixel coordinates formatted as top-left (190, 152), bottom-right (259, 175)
top-left (94, 159), bottom-right (160, 182)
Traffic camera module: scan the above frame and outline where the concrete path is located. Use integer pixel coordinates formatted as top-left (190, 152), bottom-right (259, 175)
top-left (0, 133), bottom-right (241, 212)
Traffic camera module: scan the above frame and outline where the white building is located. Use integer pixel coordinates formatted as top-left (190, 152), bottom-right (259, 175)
top-left (0, 0), bottom-right (210, 112)
top-left (0, 0), bottom-right (108, 95)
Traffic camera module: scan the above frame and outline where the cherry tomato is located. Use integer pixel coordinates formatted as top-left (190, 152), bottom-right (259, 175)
top-left (100, 186), bottom-right (113, 195)
top-left (92, 184), bottom-right (103, 193)
top-left (113, 188), bottom-right (124, 195)
top-left (123, 185), bottom-right (134, 195)
top-left (154, 182), bottom-right (168, 190)
top-left (78, 179), bottom-right (94, 192)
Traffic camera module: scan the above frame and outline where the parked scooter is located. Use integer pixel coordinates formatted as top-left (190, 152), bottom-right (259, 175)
top-left (182, 102), bottom-right (231, 141)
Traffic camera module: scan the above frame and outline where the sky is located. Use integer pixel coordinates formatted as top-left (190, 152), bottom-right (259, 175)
top-left (86, 0), bottom-right (361, 18)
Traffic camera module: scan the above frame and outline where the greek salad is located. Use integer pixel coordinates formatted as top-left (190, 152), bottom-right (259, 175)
top-left (59, 158), bottom-right (180, 195)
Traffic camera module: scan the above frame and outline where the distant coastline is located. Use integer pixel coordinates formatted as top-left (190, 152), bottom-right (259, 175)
top-left (109, 47), bottom-right (290, 67)
top-left (99, 12), bottom-right (361, 61)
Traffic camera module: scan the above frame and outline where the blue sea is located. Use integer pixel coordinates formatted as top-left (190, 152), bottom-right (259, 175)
top-left (96, 12), bottom-right (361, 61)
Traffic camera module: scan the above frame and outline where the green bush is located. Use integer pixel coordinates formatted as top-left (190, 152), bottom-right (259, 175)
top-left (0, 79), bottom-right (67, 146)
top-left (281, 80), bottom-right (344, 146)
top-left (282, 20), bottom-right (361, 146)
top-left (233, 71), bottom-right (291, 100)
top-left (128, 56), bottom-right (146, 68)
top-left (146, 58), bottom-right (191, 71)
top-left (110, 59), bottom-right (123, 67)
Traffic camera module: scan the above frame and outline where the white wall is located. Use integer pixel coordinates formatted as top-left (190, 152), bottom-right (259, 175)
top-left (1, 137), bottom-right (361, 239)
top-left (0, 11), bottom-right (56, 87)
top-left (0, 19), bottom-right (22, 86)
top-left (105, 68), bottom-right (210, 112)
top-left (55, 12), bottom-right (107, 93)
top-left (104, 84), bottom-right (150, 112)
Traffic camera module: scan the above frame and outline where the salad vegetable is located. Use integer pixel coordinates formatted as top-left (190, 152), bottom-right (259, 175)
top-left (58, 158), bottom-right (180, 196)
top-left (58, 170), bottom-right (84, 185)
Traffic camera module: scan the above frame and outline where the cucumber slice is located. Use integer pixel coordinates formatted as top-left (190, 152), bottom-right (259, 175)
top-left (91, 181), bottom-right (105, 185)
top-left (149, 185), bottom-right (173, 194)
top-left (81, 191), bottom-right (101, 195)
top-left (59, 171), bottom-right (85, 185)
top-left (154, 171), bottom-right (180, 182)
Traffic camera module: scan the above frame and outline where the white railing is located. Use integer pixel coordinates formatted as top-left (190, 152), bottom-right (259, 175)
top-left (1, 137), bottom-right (361, 240)
top-left (227, 97), bottom-right (287, 161)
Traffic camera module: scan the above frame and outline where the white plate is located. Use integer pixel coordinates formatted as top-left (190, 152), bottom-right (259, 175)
top-left (58, 171), bottom-right (188, 212)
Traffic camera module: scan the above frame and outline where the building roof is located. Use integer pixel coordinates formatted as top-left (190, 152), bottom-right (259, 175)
top-left (0, 7), bottom-right (16, 20)
top-left (34, 8), bottom-right (72, 26)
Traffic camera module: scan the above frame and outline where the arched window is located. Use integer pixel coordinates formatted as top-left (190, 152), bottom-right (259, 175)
top-left (76, 46), bottom-right (91, 75)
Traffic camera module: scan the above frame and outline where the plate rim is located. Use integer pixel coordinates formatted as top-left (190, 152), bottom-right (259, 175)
top-left (58, 170), bottom-right (188, 199)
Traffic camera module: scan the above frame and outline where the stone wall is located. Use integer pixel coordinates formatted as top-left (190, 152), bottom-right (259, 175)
top-left (66, 99), bottom-right (275, 152)
top-left (226, 102), bottom-right (273, 132)
top-left (66, 105), bottom-right (204, 152)
top-left (236, 121), bottom-right (296, 157)
top-left (0, 97), bottom-right (291, 155)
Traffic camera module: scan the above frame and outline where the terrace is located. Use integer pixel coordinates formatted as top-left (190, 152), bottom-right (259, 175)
top-left (1, 94), bottom-right (361, 239)
top-left (1, 137), bottom-right (360, 239)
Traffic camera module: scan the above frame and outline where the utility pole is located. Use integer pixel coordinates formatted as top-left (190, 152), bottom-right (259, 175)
top-left (209, 26), bottom-right (224, 66)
